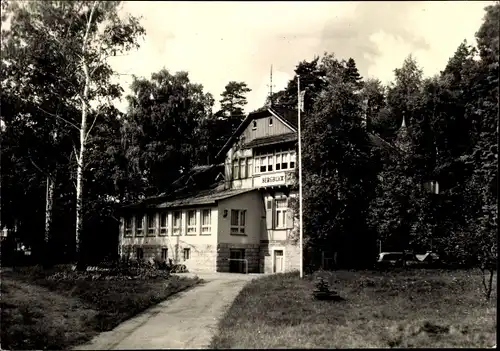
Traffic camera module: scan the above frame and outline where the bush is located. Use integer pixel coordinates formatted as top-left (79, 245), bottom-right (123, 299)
top-left (44, 258), bottom-right (173, 281)
top-left (170, 264), bottom-right (188, 273)
top-left (152, 255), bottom-right (169, 270)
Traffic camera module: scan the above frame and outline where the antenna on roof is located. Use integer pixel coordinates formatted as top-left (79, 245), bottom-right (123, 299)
top-left (267, 64), bottom-right (275, 107)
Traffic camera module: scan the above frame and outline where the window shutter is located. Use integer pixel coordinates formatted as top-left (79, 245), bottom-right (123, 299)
top-left (271, 198), bottom-right (276, 229)
top-left (285, 198), bottom-right (294, 229)
top-left (266, 199), bottom-right (273, 229)
top-left (247, 158), bottom-right (253, 177)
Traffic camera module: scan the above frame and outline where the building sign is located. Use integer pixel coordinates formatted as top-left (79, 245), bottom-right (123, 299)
top-left (255, 172), bottom-right (294, 187)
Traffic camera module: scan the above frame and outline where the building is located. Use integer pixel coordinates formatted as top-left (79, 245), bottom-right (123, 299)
top-left (119, 107), bottom-right (302, 274)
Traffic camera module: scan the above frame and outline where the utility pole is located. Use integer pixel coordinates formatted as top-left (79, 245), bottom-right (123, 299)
top-left (297, 75), bottom-right (304, 279)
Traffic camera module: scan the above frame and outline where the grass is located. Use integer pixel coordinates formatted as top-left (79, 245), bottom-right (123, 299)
top-left (211, 269), bottom-right (497, 348)
top-left (1, 268), bottom-right (201, 350)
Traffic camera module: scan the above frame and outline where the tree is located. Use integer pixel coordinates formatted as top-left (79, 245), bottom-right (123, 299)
top-left (200, 81), bottom-right (252, 162)
top-left (1, 6), bottom-right (77, 263)
top-left (343, 57), bottom-right (363, 90)
top-left (367, 124), bottom-right (431, 254)
top-left (360, 78), bottom-right (386, 134)
top-left (435, 6), bottom-right (498, 301)
top-left (301, 53), bottom-right (378, 268)
top-left (2, 1), bottom-right (145, 268)
top-left (267, 56), bottom-right (327, 113)
top-left (460, 2), bottom-right (498, 300)
top-left (123, 69), bottom-right (214, 197)
top-left (385, 55), bottom-right (424, 142)
top-left (219, 81), bottom-right (251, 117)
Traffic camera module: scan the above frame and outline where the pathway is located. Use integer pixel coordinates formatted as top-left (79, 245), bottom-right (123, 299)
top-left (74, 273), bottom-right (260, 350)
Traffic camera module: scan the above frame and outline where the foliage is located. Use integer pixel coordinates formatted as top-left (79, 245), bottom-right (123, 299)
top-left (267, 56), bottom-right (327, 113)
top-left (219, 81), bottom-right (251, 117)
top-left (301, 54), bottom-right (379, 267)
top-left (1, 0), bottom-right (497, 286)
top-left (1, 0), bottom-right (145, 266)
top-left (197, 81), bottom-right (253, 163)
top-left (211, 270), bottom-right (496, 348)
top-left (122, 69), bottom-right (214, 196)
top-left (314, 277), bottom-right (330, 293)
top-left (1, 270), bottom-right (200, 350)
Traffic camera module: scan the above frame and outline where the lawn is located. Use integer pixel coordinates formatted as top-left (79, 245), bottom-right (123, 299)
top-left (211, 269), bottom-right (497, 348)
top-left (1, 267), bottom-right (201, 350)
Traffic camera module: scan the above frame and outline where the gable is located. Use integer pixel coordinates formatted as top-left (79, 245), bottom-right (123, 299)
top-left (240, 111), bottom-right (296, 147)
top-left (215, 107), bottom-right (298, 160)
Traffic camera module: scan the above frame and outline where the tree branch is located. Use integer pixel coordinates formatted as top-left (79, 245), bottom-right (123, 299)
top-left (17, 96), bottom-right (81, 131)
top-left (82, 1), bottom-right (99, 55)
top-left (73, 143), bottom-right (80, 166)
top-left (28, 155), bottom-right (54, 182)
top-left (85, 113), bottom-right (99, 143)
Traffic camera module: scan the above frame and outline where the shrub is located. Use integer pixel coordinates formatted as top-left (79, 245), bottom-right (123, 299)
top-left (315, 277), bottom-right (331, 293)
top-left (170, 264), bottom-right (188, 273)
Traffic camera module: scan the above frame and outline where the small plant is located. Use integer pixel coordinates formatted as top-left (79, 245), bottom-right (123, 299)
top-left (315, 277), bottom-right (331, 293)
top-left (313, 277), bottom-right (342, 301)
top-left (170, 264), bottom-right (188, 273)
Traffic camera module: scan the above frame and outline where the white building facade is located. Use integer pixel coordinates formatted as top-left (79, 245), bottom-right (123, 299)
top-left (119, 107), bottom-right (301, 274)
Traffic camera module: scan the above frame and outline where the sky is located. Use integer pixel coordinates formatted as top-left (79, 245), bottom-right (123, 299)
top-left (109, 1), bottom-right (493, 113)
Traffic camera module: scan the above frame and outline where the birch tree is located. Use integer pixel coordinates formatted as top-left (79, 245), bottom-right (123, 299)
top-left (2, 1), bottom-right (144, 267)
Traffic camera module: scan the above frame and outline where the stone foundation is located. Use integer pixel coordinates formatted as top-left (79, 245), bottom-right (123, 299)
top-left (120, 243), bottom-right (217, 272)
top-left (260, 240), bottom-right (301, 273)
top-left (216, 243), bottom-right (260, 273)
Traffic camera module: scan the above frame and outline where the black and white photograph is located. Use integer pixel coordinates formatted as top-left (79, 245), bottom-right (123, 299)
top-left (0, 1), bottom-right (498, 349)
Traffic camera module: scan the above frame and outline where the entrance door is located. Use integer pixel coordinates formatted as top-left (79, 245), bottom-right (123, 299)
top-left (229, 249), bottom-right (245, 273)
top-left (273, 250), bottom-right (284, 273)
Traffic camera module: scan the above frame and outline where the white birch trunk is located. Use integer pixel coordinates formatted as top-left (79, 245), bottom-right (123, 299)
top-left (44, 175), bottom-right (55, 243)
top-left (75, 1), bottom-right (98, 260)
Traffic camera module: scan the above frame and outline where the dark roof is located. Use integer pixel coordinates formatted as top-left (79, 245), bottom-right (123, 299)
top-left (169, 163), bottom-right (224, 191)
top-left (244, 133), bottom-right (297, 149)
top-left (124, 185), bottom-right (256, 210)
top-left (367, 133), bottom-right (399, 153)
top-left (121, 163), bottom-right (225, 211)
top-left (215, 104), bottom-right (399, 159)
top-left (270, 106), bottom-right (299, 129)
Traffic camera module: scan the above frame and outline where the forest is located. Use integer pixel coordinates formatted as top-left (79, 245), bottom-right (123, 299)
top-left (1, 1), bottom-right (498, 278)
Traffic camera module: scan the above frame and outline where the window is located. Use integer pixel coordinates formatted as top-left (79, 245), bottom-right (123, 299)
top-left (183, 248), bottom-right (191, 261)
top-left (136, 247), bottom-right (144, 260)
top-left (260, 156), bottom-right (267, 173)
top-left (160, 212), bottom-right (168, 235)
top-left (147, 214), bottom-right (156, 236)
top-left (125, 217), bottom-right (133, 237)
top-left (161, 248), bottom-right (168, 261)
top-left (135, 214), bottom-right (144, 236)
top-left (275, 154), bottom-right (281, 170)
top-left (230, 209), bottom-right (246, 235)
top-left (254, 150), bottom-right (296, 174)
top-left (290, 151), bottom-right (296, 169)
top-left (173, 211), bottom-right (181, 235)
top-left (187, 210), bottom-right (197, 235)
top-left (233, 160), bottom-right (239, 180)
top-left (240, 159), bottom-right (246, 179)
top-left (269, 118), bottom-right (273, 126)
top-left (201, 209), bottom-right (211, 234)
top-left (275, 199), bottom-right (287, 229)
top-left (281, 153), bottom-right (289, 170)
top-left (252, 120), bottom-right (257, 130)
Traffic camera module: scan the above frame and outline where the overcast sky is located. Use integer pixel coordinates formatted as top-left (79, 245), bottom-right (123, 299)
top-left (109, 1), bottom-right (493, 113)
